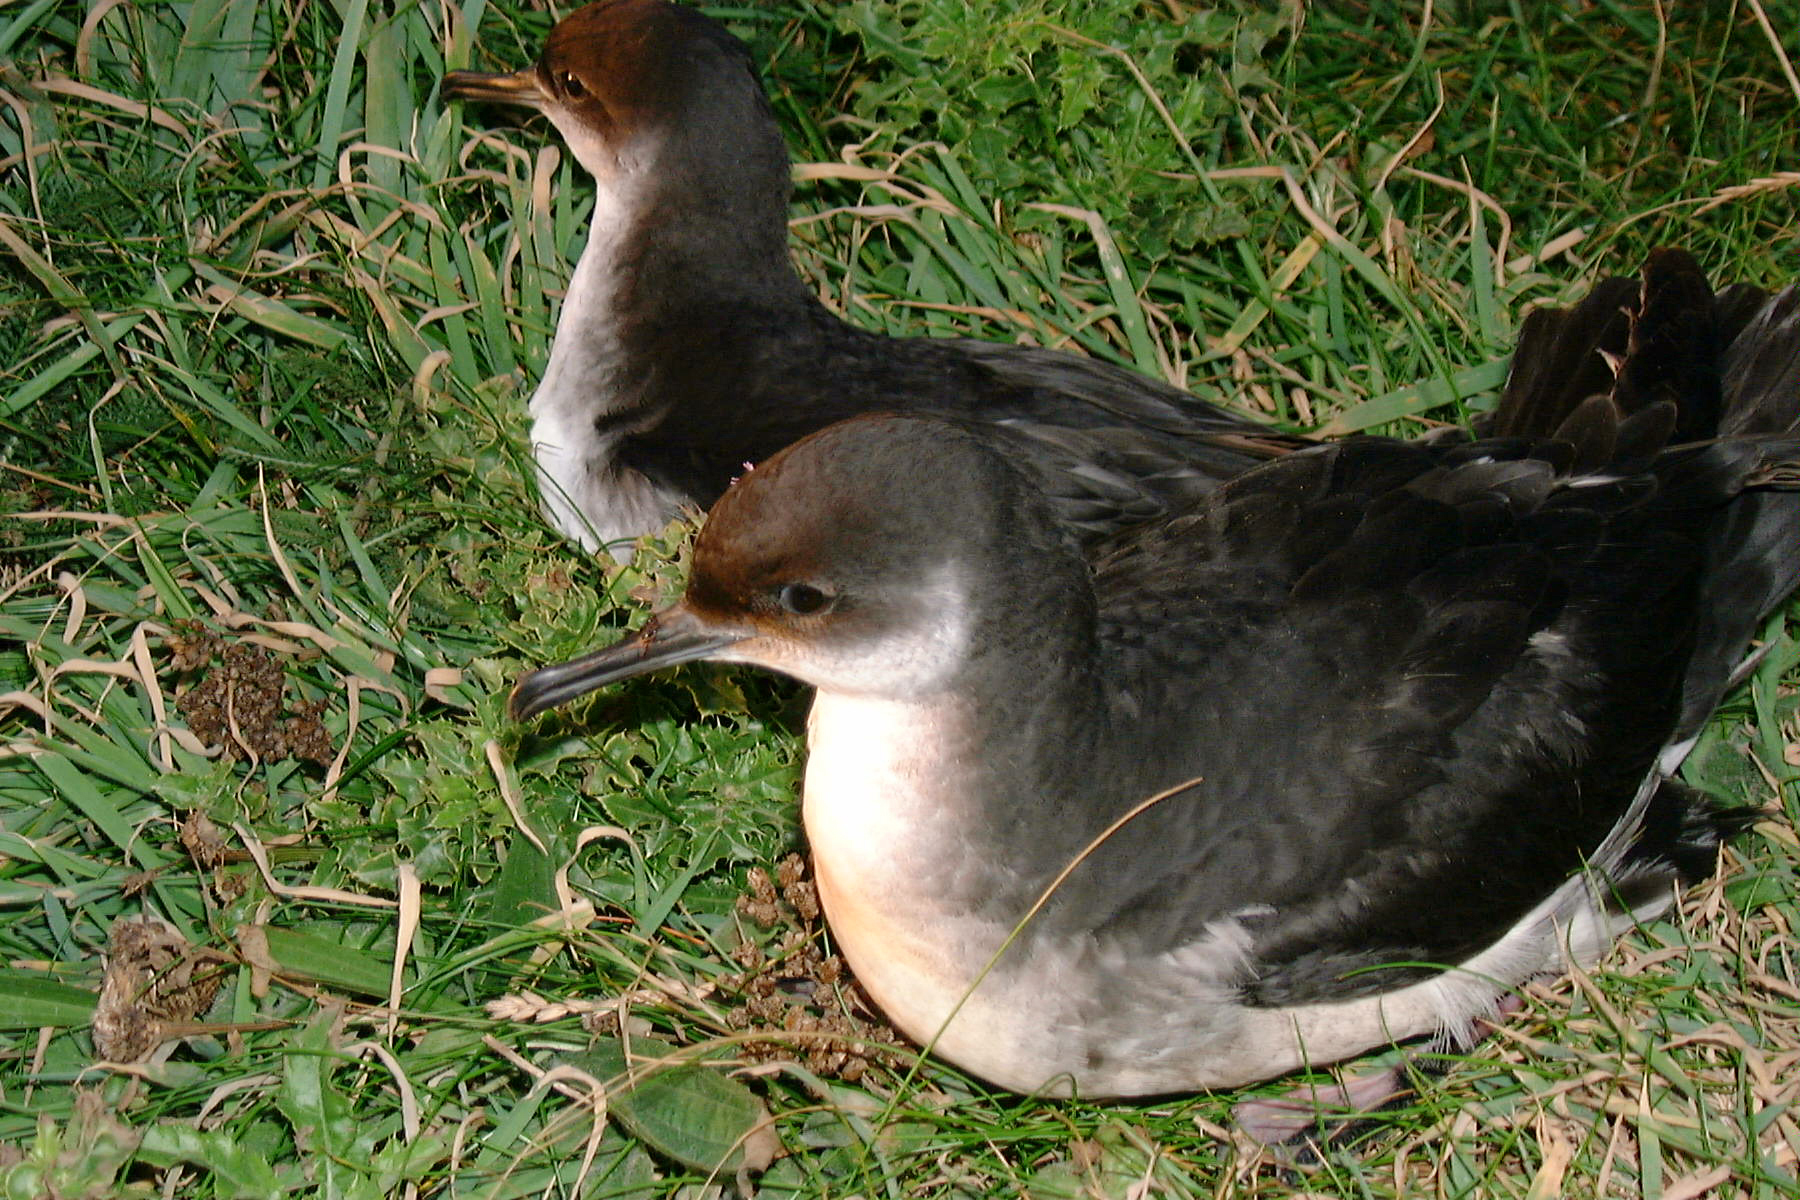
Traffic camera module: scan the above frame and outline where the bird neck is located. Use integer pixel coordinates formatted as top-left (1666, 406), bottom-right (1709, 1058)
top-left (610, 108), bottom-right (814, 317)
top-left (535, 141), bottom-right (833, 430)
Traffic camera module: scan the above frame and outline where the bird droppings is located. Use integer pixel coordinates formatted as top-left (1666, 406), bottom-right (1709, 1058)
top-left (169, 623), bottom-right (333, 765)
top-left (723, 853), bottom-right (903, 1083)
top-left (90, 918), bottom-right (230, 1064)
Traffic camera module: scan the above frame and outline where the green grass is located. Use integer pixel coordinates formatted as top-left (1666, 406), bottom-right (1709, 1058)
top-left (2, 0), bottom-right (1797, 1195)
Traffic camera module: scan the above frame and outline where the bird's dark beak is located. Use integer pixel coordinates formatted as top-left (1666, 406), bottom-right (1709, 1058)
top-left (443, 68), bottom-right (547, 110)
top-left (510, 606), bottom-right (747, 721)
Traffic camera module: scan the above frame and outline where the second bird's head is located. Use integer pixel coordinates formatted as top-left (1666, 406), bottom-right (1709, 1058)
top-left (510, 415), bottom-right (1088, 720)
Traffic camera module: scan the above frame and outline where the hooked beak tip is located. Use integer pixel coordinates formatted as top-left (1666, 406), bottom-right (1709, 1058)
top-left (509, 608), bottom-right (747, 723)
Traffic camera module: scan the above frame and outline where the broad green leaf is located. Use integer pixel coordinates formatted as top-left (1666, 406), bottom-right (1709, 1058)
top-left (138, 1124), bottom-right (286, 1199)
top-left (0, 969), bottom-right (98, 1028)
top-left (252, 926), bottom-right (393, 998)
top-left (565, 1035), bottom-right (775, 1175)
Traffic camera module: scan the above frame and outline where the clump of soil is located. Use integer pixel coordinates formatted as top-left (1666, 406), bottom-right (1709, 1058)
top-left (169, 621), bottom-right (332, 764)
top-left (721, 854), bottom-right (903, 1083)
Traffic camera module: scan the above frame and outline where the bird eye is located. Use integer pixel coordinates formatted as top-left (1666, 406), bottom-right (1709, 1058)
top-left (777, 582), bottom-right (832, 616)
top-left (559, 71), bottom-right (586, 98)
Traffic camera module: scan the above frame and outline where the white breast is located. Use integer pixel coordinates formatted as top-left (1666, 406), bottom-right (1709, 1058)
top-left (796, 688), bottom-right (1542, 1096)
top-left (527, 170), bottom-right (680, 559)
top-left (802, 692), bottom-right (1043, 1073)
top-left (801, 693), bottom-right (978, 979)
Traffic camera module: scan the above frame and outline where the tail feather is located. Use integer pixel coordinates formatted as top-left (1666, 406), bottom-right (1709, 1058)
top-left (1483, 276), bottom-right (1637, 439)
top-left (1626, 777), bottom-right (1760, 891)
top-left (1495, 252), bottom-right (1800, 882)
top-left (1486, 249), bottom-right (1794, 444)
top-left (1612, 248), bottom-right (1726, 440)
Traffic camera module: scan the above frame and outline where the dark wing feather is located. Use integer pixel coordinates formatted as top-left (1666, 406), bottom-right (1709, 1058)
top-left (1068, 253), bottom-right (1800, 1007)
top-left (624, 315), bottom-right (1309, 551)
top-left (948, 341), bottom-right (1306, 546)
top-left (1477, 256), bottom-right (1800, 745)
top-left (1720, 284), bottom-right (1800, 436)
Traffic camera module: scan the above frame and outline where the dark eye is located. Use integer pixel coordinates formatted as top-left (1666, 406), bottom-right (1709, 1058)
top-left (777, 582), bottom-right (831, 616)
top-left (559, 71), bottom-right (586, 98)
